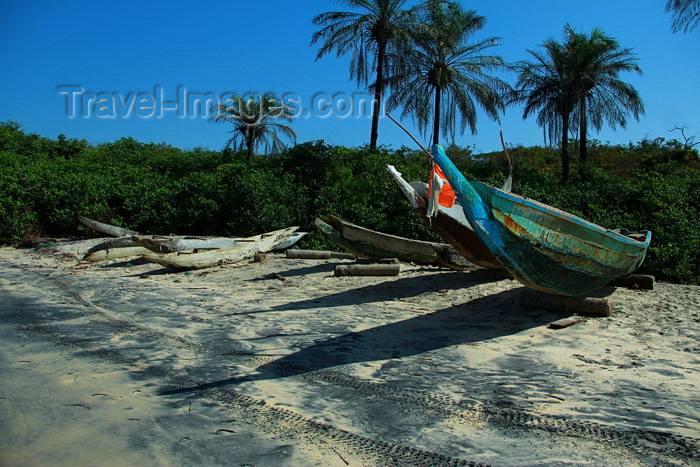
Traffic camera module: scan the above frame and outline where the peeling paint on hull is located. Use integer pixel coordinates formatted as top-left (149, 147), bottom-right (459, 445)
top-left (432, 145), bottom-right (651, 296)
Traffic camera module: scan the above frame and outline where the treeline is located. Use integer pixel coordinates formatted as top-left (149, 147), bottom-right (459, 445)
top-left (1, 121), bottom-right (698, 284)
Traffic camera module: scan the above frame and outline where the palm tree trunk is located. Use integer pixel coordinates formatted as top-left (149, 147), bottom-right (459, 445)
top-left (246, 130), bottom-right (255, 165)
top-left (247, 145), bottom-right (254, 164)
top-left (579, 98), bottom-right (588, 176)
top-left (370, 42), bottom-right (385, 152)
top-left (432, 88), bottom-right (441, 146)
top-left (561, 111), bottom-right (570, 183)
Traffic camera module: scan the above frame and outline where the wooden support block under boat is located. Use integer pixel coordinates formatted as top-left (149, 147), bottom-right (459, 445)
top-left (519, 289), bottom-right (614, 317)
top-left (286, 249), bottom-right (356, 260)
top-left (607, 274), bottom-right (655, 290)
top-left (334, 263), bottom-right (400, 277)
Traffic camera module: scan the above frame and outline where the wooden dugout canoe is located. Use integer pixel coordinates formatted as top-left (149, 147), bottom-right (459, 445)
top-left (143, 227), bottom-right (299, 270)
top-left (431, 144), bottom-right (651, 296)
top-left (133, 232), bottom-right (307, 254)
top-left (133, 235), bottom-right (243, 254)
top-left (314, 215), bottom-right (472, 270)
top-left (385, 165), bottom-right (504, 270)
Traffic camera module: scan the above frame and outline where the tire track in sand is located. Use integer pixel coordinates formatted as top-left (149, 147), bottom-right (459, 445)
top-left (1, 260), bottom-right (697, 464)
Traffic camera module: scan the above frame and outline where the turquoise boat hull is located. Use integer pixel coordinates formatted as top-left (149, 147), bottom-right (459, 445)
top-left (431, 144), bottom-right (651, 296)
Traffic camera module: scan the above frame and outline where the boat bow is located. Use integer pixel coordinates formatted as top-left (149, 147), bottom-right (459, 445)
top-left (431, 144), bottom-right (651, 296)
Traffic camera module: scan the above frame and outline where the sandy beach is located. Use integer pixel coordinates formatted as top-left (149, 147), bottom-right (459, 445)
top-left (0, 239), bottom-right (698, 466)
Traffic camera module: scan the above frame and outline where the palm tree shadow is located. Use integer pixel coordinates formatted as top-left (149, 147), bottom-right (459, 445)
top-left (160, 286), bottom-right (561, 396)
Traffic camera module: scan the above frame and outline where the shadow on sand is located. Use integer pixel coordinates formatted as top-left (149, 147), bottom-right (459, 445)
top-left (160, 283), bottom-right (562, 396)
top-left (267, 267), bottom-right (513, 312)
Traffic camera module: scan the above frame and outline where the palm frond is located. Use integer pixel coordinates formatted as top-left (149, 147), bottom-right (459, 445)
top-left (666, 0), bottom-right (700, 32)
top-left (384, 0), bottom-right (509, 144)
top-left (512, 25), bottom-right (644, 151)
top-left (209, 92), bottom-right (296, 159)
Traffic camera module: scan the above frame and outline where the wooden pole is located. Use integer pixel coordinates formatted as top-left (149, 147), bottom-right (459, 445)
top-left (499, 131), bottom-right (513, 169)
top-left (334, 263), bottom-right (400, 276)
top-left (286, 249), bottom-right (356, 260)
top-left (386, 113), bottom-right (432, 159)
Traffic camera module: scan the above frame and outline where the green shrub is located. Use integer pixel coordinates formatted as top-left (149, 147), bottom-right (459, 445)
top-left (0, 122), bottom-right (697, 284)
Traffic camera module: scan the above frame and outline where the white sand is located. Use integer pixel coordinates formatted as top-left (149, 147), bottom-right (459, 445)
top-left (0, 240), bottom-right (698, 466)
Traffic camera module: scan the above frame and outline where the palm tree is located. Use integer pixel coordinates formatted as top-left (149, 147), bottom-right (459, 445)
top-left (511, 26), bottom-right (644, 182)
top-left (210, 92), bottom-right (296, 164)
top-left (385, 0), bottom-right (509, 146)
top-left (565, 26), bottom-right (644, 169)
top-left (666, 0), bottom-right (700, 33)
top-left (511, 37), bottom-right (579, 182)
top-left (310, 0), bottom-right (417, 151)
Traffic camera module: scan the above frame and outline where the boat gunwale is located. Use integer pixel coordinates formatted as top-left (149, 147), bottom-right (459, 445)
top-left (478, 182), bottom-right (652, 248)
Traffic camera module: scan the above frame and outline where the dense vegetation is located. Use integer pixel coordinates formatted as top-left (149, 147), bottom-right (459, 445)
top-left (1, 121), bottom-right (698, 284)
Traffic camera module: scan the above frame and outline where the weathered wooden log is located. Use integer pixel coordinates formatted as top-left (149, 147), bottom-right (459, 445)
top-left (607, 274), bottom-right (655, 290)
top-left (287, 249), bottom-right (356, 260)
top-left (519, 289), bottom-right (613, 317)
top-left (334, 263), bottom-right (400, 277)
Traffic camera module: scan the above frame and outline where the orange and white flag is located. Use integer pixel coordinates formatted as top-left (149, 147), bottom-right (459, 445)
top-left (427, 163), bottom-right (456, 209)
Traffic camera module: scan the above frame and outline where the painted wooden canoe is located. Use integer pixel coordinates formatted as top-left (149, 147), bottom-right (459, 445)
top-left (314, 215), bottom-right (472, 270)
top-left (133, 232), bottom-right (307, 254)
top-left (143, 227), bottom-right (299, 270)
top-left (431, 144), bottom-right (651, 296)
top-left (385, 165), bottom-right (504, 270)
top-left (78, 216), bottom-right (139, 237)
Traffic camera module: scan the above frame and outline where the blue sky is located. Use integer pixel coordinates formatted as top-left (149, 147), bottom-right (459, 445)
top-left (1, 0), bottom-right (698, 153)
